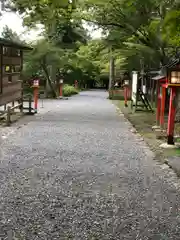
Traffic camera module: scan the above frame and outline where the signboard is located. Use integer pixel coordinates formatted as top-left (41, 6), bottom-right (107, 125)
top-left (142, 85), bottom-right (146, 94)
top-left (59, 79), bottom-right (64, 84)
top-left (33, 79), bottom-right (39, 87)
top-left (132, 71), bottom-right (138, 104)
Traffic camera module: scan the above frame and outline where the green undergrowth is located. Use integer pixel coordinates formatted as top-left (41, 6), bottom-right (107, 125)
top-left (23, 84), bottom-right (79, 98)
top-left (63, 84), bottom-right (79, 97)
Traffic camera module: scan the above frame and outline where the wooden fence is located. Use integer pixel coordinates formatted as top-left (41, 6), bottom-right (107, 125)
top-left (0, 94), bottom-right (34, 126)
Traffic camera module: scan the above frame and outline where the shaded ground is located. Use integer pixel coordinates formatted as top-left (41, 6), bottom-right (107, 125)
top-left (1, 91), bottom-right (180, 239)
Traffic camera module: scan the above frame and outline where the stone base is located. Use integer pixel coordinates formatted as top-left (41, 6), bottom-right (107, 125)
top-left (155, 128), bottom-right (164, 133)
top-left (57, 97), bottom-right (68, 100)
top-left (160, 143), bottom-right (180, 149)
top-left (152, 125), bottom-right (160, 130)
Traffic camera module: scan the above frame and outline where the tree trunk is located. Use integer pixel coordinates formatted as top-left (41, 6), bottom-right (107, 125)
top-left (50, 64), bottom-right (57, 88)
top-left (109, 55), bottom-right (115, 90)
top-left (45, 67), bottom-right (51, 98)
top-left (41, 64), bottom-right (57, 98)
top-left (45, 79), bottom-right (51, 98)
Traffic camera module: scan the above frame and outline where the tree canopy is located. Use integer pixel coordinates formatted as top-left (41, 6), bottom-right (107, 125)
top-left (3, 0), bottom-right (180, 92)
top-left (77, 0), bottom-right (180, 71)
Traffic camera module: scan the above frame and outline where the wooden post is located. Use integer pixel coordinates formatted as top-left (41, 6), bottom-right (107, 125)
top-left (6, 106), bottom-right (11, 126)
top-left (28, 95), bottom-right (32, 114)
top-left (20, 99), bottom-right (23, 113)
top-left (155, 81), bottom-right (159, 107)
top-left (12, 101), bottom-right (15, 112)
top-left (167, 87), bottom-right (176, 145)
top-left (151, 79), bottom-right (155, 106)
top-left (124, 87), bottom-right (128, 107)
top-left (160, 86), bottom-right (166, 128)
top-left (156, 94), bottom-right (161, 126)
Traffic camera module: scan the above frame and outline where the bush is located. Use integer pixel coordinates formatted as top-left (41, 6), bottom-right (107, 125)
top-left (63, 84), bottom-right (79, 97)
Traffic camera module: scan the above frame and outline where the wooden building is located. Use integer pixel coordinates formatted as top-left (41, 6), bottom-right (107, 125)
top-left (0, 38), bottom-right (32, 107)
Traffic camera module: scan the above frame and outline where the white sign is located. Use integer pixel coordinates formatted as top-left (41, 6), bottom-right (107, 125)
top-left (60, 79), bottom-right (64, 84)
top-left (33, 79), bottom-right (39, 86)
top-left (132, 71), bottom-right (138, 104)
top-left (142, 85), bottom-right (146, 94)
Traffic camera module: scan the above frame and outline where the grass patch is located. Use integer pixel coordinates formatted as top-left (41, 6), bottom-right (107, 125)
top-left (175, 148), bottom-right (180, 155)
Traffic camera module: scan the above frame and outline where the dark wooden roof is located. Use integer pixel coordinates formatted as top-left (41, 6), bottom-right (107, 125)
top-left (163, 56), bottom-right (180, 69)
top-left (152, 75), bottom-right (166, 81)
top-left (0, 38), bottom-right (32, 50)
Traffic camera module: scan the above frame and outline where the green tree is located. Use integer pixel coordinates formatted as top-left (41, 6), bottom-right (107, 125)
top-left (23, 39), bottom-right (72, 97)
top-left (82, 1), bottom-right (180, 63)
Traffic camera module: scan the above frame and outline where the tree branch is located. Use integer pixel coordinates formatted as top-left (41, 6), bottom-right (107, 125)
top-left (82, 17), bottom-right (125, 29)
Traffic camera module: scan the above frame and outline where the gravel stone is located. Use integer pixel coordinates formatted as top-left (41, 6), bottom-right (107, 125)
top-left (0, 90), bottom-right (180, 239)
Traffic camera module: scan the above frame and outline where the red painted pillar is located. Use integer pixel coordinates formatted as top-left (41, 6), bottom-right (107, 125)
top-left (160, 86), bottom-right (166, 128)
top-left (167, 87), bottom-right (176, 145)
top-left (127, 88), bottom-right (129, 99)
top-left (34, 87), bottom-right (39, 113)
top-left (33, 79), bottom-right (39, 114)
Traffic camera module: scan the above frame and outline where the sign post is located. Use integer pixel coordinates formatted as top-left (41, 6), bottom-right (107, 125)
top-left (131, 71), bottom-right (138, 108)
top-left (40, 91), bottom-right (45, 108)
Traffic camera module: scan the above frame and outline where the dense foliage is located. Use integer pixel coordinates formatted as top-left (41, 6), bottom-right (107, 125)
top-left (2, 0), bottom-right (180, 94)
top-left (77, 0), bottom-right (180, 71)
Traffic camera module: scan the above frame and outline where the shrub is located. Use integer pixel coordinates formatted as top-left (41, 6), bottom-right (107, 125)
top-left (63, 84), bottom-right (79, 97)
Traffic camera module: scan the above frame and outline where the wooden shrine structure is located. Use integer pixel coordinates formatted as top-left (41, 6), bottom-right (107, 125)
top-left (0, 38), bottom-right (32, 107)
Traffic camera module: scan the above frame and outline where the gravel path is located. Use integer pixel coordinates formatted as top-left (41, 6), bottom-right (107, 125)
top-left (1, 90), bottom-right (180, 239)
